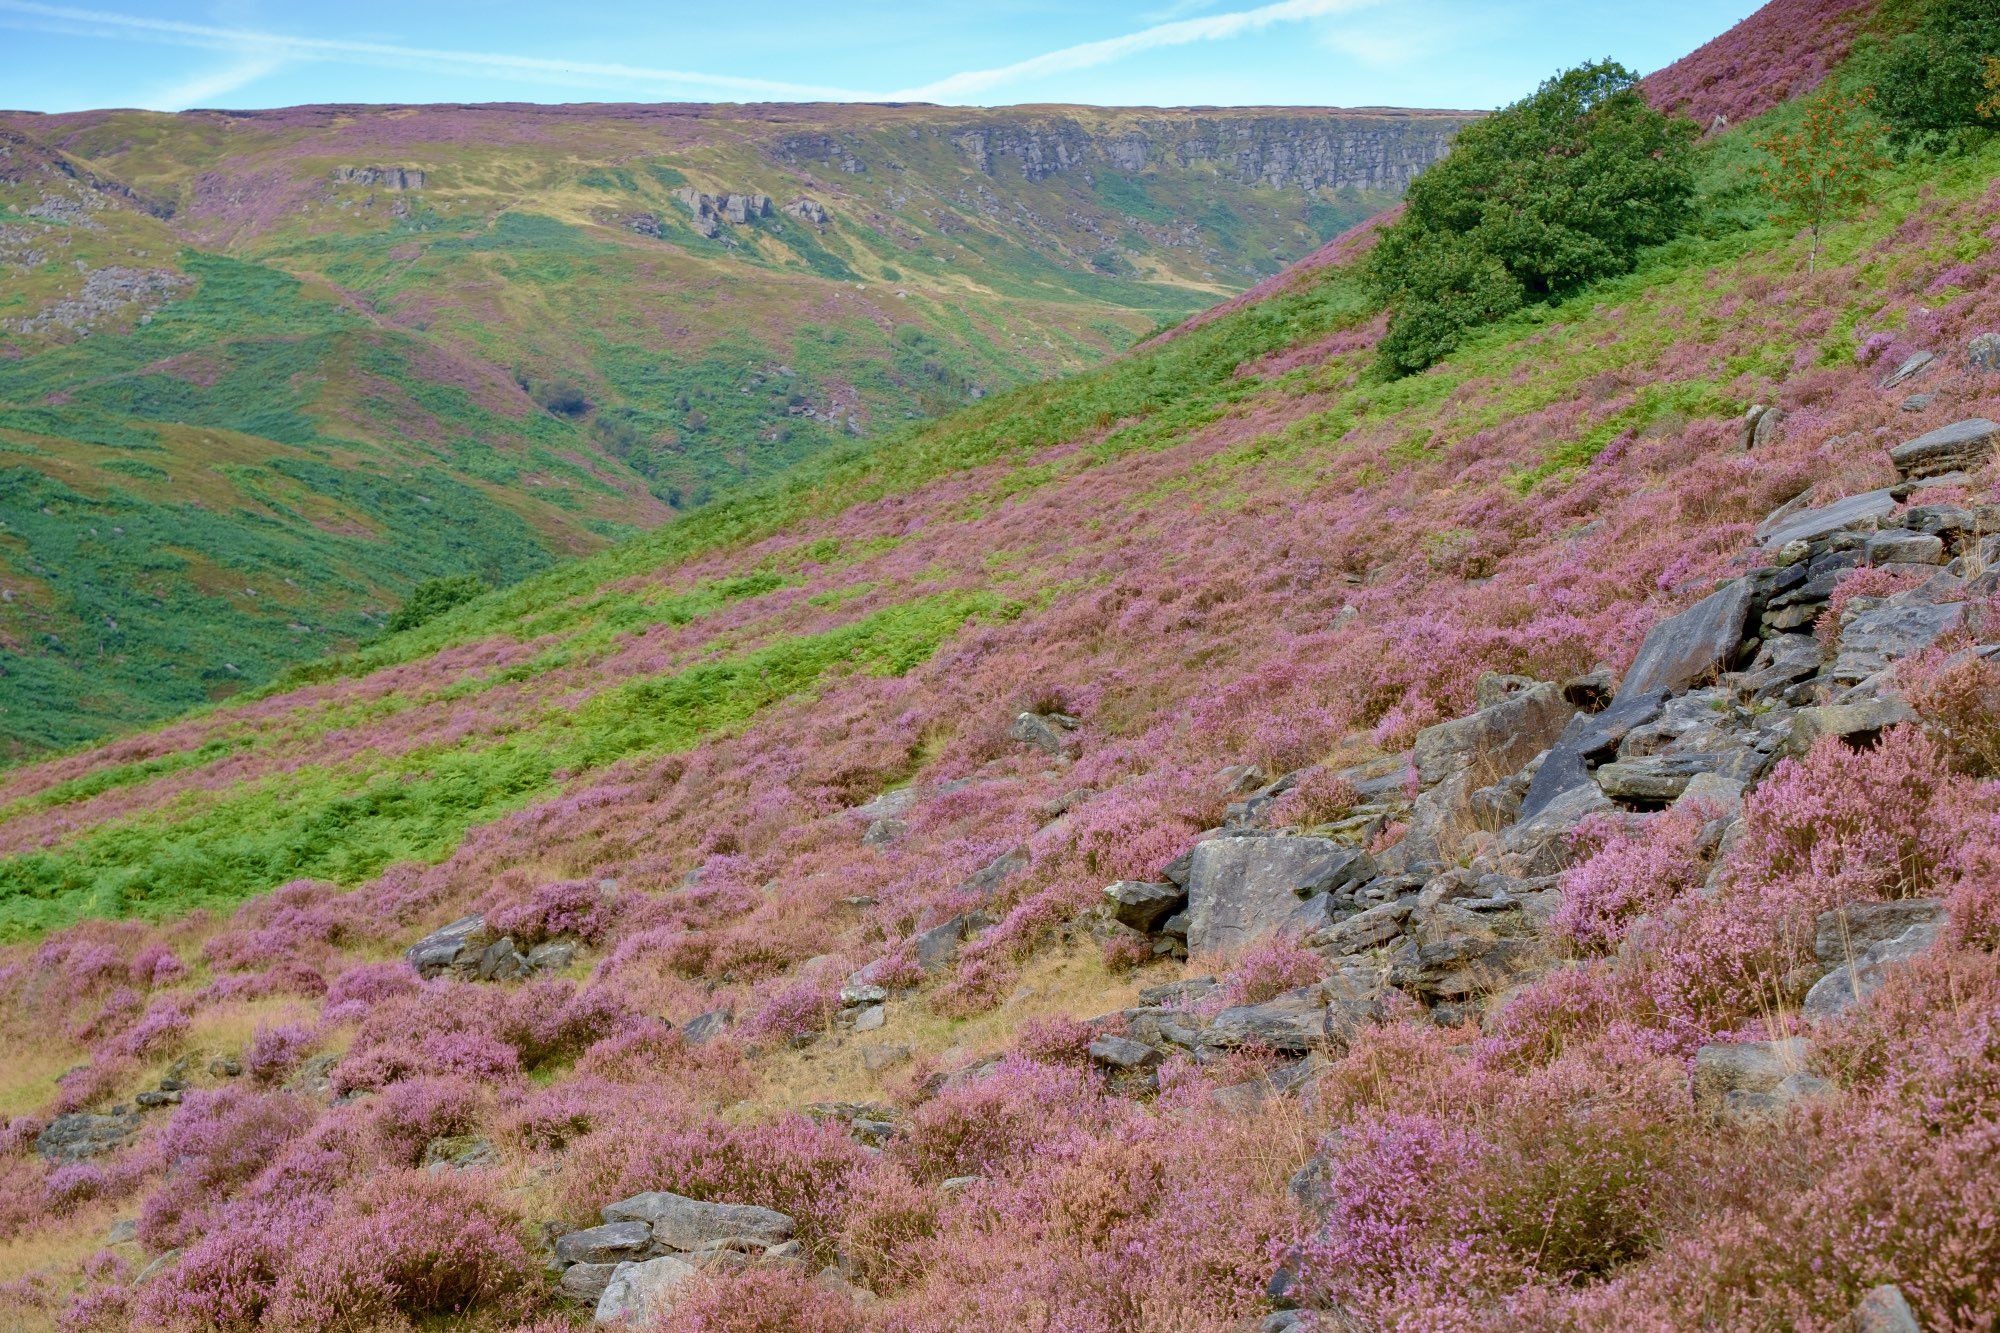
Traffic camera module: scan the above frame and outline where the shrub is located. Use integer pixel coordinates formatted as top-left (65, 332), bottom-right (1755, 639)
top-left (670, 1266), bottom-right (862, 1333)
top-left (486, 878), bottom-right (620, 946)
top-left (385, 575), bottom-right (489, 635)
top-left (139, 1089), bottom-right (316, 1250)
top-left (1899, 648), bottom-right (2000, 775)
top-left (243, 1022), bottom-right (318, 1086)
top-left (1219, 931), bottom-right (1324, 1005)
top-left (1874, 0), bottom-right (2000, 151)
top-left (1370, 60), bottom-right (1697, 373)
top-left (1266, 768), bottom-right (1362, 827)
top-left (1553, 807), bottom-right (1712, 951)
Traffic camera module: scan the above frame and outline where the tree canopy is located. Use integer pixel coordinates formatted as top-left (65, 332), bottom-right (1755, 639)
top-left (1369, 61), bottom-right (1698, 375)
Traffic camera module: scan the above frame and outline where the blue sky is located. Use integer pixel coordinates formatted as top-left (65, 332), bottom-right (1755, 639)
top-left (0, 0), bottom-right (1765, 113)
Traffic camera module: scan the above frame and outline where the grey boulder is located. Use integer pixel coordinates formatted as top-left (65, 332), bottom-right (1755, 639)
top-left (555, 1220), bottom-right (653, 1266)
top-left (1183, 836), bottom-right (1374, 956)
top-left (594, 1254), bottom-right (700, 1324)
top-left (602, 1190), bottom-right (795, 1252)
top-left (1888, 417), bottom-right (1998, 481)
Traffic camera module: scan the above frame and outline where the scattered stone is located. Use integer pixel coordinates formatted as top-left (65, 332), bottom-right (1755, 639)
top-left (1866, 531), bottom-right (1945, 566)
top-left (1691, 1038), bottom-right (1819, 1121)
top-left (1412, 682), bottom-right (1573, 787)
top-left (1752, 405), bottom-right (1788, 448)
top-left (1850, 1283), bottom-right (1922, 1333)
top-left (960, 846), bottom-right (1029, 900)
top-left (912, 913), bottom-right (986, 972)
top-left (851, 1004), bottom-right (886, 1032)
top-left (1880, 350), bottom-right (1934, 389)
top-left (1308, 899), bottom-right (1410, 954)
top-left (1970, 332), bottom-right (2000, 373)
top-left (1786, 700), bottom-right (1919, 753)
top-left (35, 1111), bottom-right (139, 1163)
top-left (1889, 418), bottom-right (1999, 482)
top-left (477, 935), bottom-right (528, 981)
top-left (103, 1218), bottom-right (138, 1245)
top-left (860, 1044), bottom-right (911, 1072)
top-left (406, 914), bottom-right (488, 978)
top-left (422, 1135), bottom-right (497, 1171)
top-left (1102, 881), bottom-right (1186, 932)
top-left (602, 1191), bottom-right (796, 1251)
top-left (681, 1008), bottom-right (732, 1045)
top-left (1622, 580), bottom-right (1756, 697)
top-left (1209, 1059), bottom-right (1315, 1116)
top-left (527, 939), bottom-right (578, 971)
top-left (1805, 916), bottom-right (1943, 1020)
top-left (1832, 602), bottom-right (1965, 681)
top-left (1594, 752), bottom-right (1752, 805)
top-left (561, 1262), bottom-right (622, 1305)
top-left (1088, 1034), bottom-right (1164, 1069)
top-left (1008, 711), bottom-right (1077, 755)
top-left (556, 1220), bottom-right (654, 1266)
top-left (1199, 987), bottom-right (1332, 1054)
top-left (1900, 392), bottom-right (1937, 413)
top-left (1813, 900), bottom-right (1945, 964)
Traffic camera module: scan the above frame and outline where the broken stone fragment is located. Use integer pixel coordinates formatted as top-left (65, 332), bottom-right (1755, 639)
top-left (1101, 880), bottom-right (1186, 932)
top-left (1088, 1034), bottom-right (1164, 1069)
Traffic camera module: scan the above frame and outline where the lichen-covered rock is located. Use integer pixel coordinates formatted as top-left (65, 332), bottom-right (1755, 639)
top-left (35, 1111), bottom-right (140, 1163)
top-left (405, 914), bottom-right (488, 978)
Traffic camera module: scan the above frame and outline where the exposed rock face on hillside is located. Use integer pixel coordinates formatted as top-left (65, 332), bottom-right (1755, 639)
top-left (330, 165), bottom-right (426, 190)
top-left (772, 110), bottom-right (1472, 193)
top-left (946, 114), bottom-right (1465, 191)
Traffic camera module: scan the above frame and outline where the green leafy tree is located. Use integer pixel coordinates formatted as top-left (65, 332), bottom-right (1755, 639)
top-left (1874, 0), bottom-right (2000, 151)
top-left (386, 575), bottom-right (489, 634)
top-left (1755, 87), bottom-right (1888, 274)
top-left (1369, 61), bottom-right (1697, 375)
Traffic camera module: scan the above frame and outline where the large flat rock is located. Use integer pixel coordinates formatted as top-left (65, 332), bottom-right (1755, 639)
top-left (1411, 682), bottom-right (1574, 788)
top-left (1888, 417), bottom-right (1998, 481)
top-left (1183, 835), bottom-right (1373, 956)
top-left (1756, 489), bottom-right (1898, 550)
top-left (1620, 580), bottom-right (1755, 699)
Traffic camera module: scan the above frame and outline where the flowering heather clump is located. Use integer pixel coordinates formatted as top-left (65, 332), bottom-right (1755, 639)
top-left (671, 1267), bottom-right (863, 1333)
top-left (1219, 932), bottom-right (1324, 1005)
top-left (485, 877), bottom-right (620, 946)
top-left (1552, 806), bottom-right (1713, 951)
top-left (1899, 646), bottom-right (2000, 775)
top-left (138, 1170), bottom-right (540, 1331)
top-left (1266, 767), bottom-right (1361, 827)
top-left (242, 1021), bottom-right (318, 1085)
top-left (139, 1088), bottom-right (315, 1250)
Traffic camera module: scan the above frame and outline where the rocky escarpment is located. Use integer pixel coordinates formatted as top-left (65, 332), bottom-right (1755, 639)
top-left (777, 110), bottom-right (1475, 194)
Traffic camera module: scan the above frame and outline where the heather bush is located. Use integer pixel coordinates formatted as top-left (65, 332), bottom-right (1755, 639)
top-left (1553, 807), bottom-right (1712, 951)
top-left (139, 1088), bottom-right (315, 1250)
top-left (242, 1021), bottom-right (318, 1086)
top-left (895, 1059), bottom-right (1121, 1183)
top-left (485, 877), bottom-right (620, 946)
top-left (1013, 1014), bottom-right (1098, 1066)
top-left (320, 960), bottom-right (420, 1021)
top-left (1899, 647), bottom-right (2000, 775)
top-left (1218, 932), bottom-right (1324, 1005)
top-left (369, 1076), bottom-right (485, 1166)
top-left (496, 977), bottom-right (634, 1068)
top-left (140, 1170), bottom-right (540, 1331)
top-left (553, 1113), bottom-right (872, 1256)
top-left (1265, 767), bottom-right (1361, 828)
top-left (671, 1267), bottom-right (862, 1333)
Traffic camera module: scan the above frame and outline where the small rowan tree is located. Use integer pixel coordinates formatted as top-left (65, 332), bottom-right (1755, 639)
top-left (1981, 56), bottom-right (2000, 123)
top-left (1756, 87), bottom-right (1888, 274)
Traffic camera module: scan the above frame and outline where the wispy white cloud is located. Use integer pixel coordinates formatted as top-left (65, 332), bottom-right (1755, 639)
top-left (889, 0), bottom-right (1385, 101)
top-left (145, 51), bottom-right (286, 109)
top-left (0, 0), bottom-right (881, 100)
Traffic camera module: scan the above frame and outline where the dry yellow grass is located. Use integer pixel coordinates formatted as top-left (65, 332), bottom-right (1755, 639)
top-left (742, 941), bottom-right (1183, 1116)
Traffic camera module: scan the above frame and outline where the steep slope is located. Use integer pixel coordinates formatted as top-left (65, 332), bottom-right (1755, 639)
top-left (0, 3), bottom-right (1998, 1328)
top-left (0, 103), bottom-right (1470, 757)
